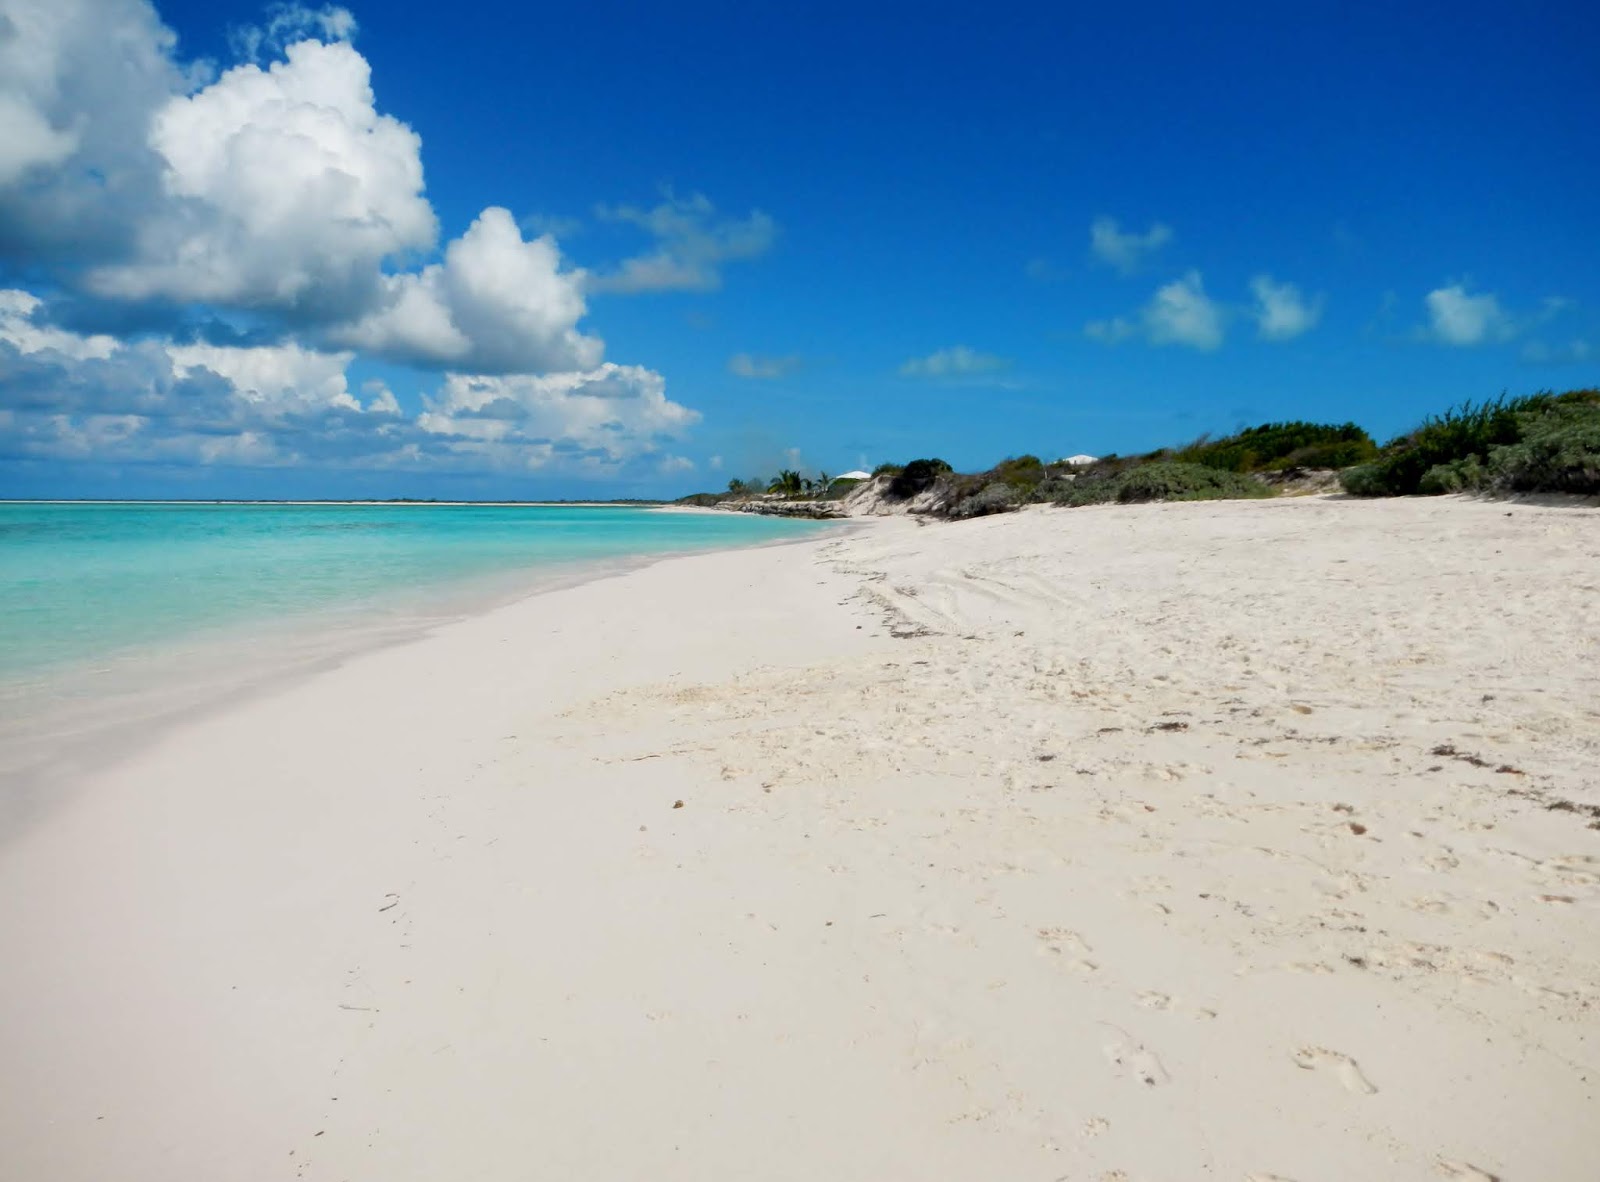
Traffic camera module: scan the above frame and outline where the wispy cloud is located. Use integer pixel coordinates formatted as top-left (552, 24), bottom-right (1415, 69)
top-left (898, 345), bottom-right (1011, 378)
top-left (1249, 275), bottom-right (1323, 340)
top-left (590, 192), bottom-right (776, 294)
top-left (1089, 216), bottom-right (1173, 275)
top-left (228, 4), bottom-right (358, 63)
top-left (727, 352), bottom-right (801, 379)
top-left (1521, 339), bottom-right (1593, 365)
top-left (1084, 316), bottom-right (1135, 345)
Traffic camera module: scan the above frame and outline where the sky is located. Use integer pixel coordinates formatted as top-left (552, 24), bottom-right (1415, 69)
top-left (1, 0), bottom-right (1597, 499)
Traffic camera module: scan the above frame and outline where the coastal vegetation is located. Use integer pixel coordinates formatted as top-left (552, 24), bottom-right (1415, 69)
top-left (1339, 389), bottom-right (1600, 497)
top-left (678, 388), bottom-right (1600, 516)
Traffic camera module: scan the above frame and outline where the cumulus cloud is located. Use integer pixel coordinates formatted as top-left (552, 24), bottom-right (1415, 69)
top-left (1422, 284), bottom-right (1515, 346)
top-left (0, 0), bottom-right (189, 266)
top-left (899, 345), bottom-right (1010, 378)
top-left (727, 352), bottom-right (801, 379)
top-left (0, 289), bottom-right (694, 474)
top-left (590, 193), bottom-right (776, 294)
top-left (1086, 271), bottom-right (1225, 350)
top-left (0, 5), bottom-right (607, 376)
top-left (89, 38), bottom-right (435, 318)
top-left (1249, 275), bottom-right (1323, 340)
top-left (0, 289), bottom-right (118, 360)
top-left (168, 342), bottom-right (361, 414)
top-left (332, 207), bottom-right (601, 374)
top-left (0, 1), bottom-right (721, 482)
top-left (415, 364), bottom-right (699, 467)
top-left (1089, 216), bottom-right (1174, 275)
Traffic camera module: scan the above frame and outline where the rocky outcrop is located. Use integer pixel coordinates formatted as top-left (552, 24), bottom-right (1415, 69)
top-left (719, 498), bottom-right (848, 519)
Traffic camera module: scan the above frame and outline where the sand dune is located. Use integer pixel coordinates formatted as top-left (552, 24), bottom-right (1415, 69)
top-left (2, 495), bottom-right (1597, 1180)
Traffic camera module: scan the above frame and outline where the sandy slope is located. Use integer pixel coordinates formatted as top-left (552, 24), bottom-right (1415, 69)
top-left (2, 495), bottom-right (1597, 1180)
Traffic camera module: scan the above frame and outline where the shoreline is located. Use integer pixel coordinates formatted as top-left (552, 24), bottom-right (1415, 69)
top-left (0, 515), bottom-right (853, 836)
top-left (1, 496), bottom-right (1596, 1180)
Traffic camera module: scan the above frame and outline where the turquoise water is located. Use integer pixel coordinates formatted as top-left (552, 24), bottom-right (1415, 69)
top-left (0, 502), bottom-right (829, 682)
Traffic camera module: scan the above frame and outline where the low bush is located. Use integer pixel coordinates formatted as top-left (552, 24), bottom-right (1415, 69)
top-left (1488, 400), bottom-right (1600, 494)
top-left (989, 454), bottom-right (1047, 490)
top-left (887, 457), bottom-right (953, 499)
top-left (948, 481), bottom-right (1021, 519)
top-left (1342, 389), bottom-right (1600, 496)
top-left (1044, 462), bottom-right (1272, 507)
top-left (1178, 421), bottom-right (1376, 474)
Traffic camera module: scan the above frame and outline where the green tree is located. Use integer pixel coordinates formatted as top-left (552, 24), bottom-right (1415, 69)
top-left (767, 469), bottom-right (804, 496)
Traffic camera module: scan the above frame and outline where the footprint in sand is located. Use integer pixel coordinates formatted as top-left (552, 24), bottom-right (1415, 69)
top-left (1436, 1159), bottom-right (1499, 1181)
top-left (1291, 1046), bottom-right (1378, 1094)
top-left (1036, 927), bottom-right (1096, 970)
top-left (1100, 1025), bottom-right (1170, 1087)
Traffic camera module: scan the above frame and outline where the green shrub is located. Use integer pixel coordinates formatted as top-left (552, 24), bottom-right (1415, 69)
top-left (948, 481), bottom-right (1022, 518)
top-left (1417, 454), bottom-right (1489, 495)
top-left (1344, 389), bottom-right (1600, 496)
top-left (1113, 463), bottom-right (1274, 503)
top-left (1043, 462), bottom-right (1272, 507)
top-left (989, 454), bottom-right (1047, 489)
top-left (1177, 422), bottom-right (1376, 473)
top-left (1488, 400), bottom-right (1600, 493)
top-left (888, 457), bottom-right (953, 499)
top-left (871, 462), bottom-right (904, 477)
top-left (1337, 463), bottom-right (1388, 497)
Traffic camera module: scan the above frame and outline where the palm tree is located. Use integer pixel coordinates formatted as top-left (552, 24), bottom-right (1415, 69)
top-left (767, 469), bottom-right (804, 496)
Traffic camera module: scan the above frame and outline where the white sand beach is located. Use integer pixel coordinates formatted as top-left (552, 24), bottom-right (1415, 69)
top-left (2, 494), bottom-right (1597, 1181)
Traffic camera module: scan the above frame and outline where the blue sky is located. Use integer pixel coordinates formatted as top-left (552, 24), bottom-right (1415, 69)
top-left (1, 0), bottom-right (1596, 498)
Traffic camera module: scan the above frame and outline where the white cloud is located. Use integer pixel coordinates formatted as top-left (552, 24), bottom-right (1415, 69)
top-left (416, 364), bottom-right (699, 466)
top-left (1085, 271), bottom-right (1225, 350)
top-left (168, 342), bottom-right (361, 414)
top-left (1423, 284), bottom-right (1515, 346)
top-left (0, 289), bottom-right (696, 475)
top-left (727, 352), bottom-right (801, 379)
top-left (898, 345), bottom-right (1010, 378)
top-left (0, 0), bottom-right (188, 263)
top-left (1249, 275), bottom-right (1323, 340)
top-left (0, 7), bottom-right (713, 481)
top-left (1089, 216), bottom-right (1173, 275)
top-left (0, 289), bottom-right (118, 360)
top-left (0, 93), bottom-right (79, 185)
top-left (1144, 271), bottom-right (1224, 350)
top-left (657, 454), bottom-right (695, 475)
top-left (333, 207), bottom-right (601, 374)
top-left (89, 38), bottom-right (436, 315)
top-left (590, 192), bottom-right (776, 294)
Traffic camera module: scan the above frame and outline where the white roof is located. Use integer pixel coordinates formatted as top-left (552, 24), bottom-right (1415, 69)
top-left (835, 470), bottom-right (873, 480)
top-left (1062, 454), bottom-right (1099, 466)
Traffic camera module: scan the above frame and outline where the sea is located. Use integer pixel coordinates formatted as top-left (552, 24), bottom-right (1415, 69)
top-left (0, 501), bottom-right (832, 797)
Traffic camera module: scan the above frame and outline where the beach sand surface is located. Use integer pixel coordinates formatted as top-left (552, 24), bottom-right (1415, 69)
top-left (2, 495), bottom-right (1597, 1180)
